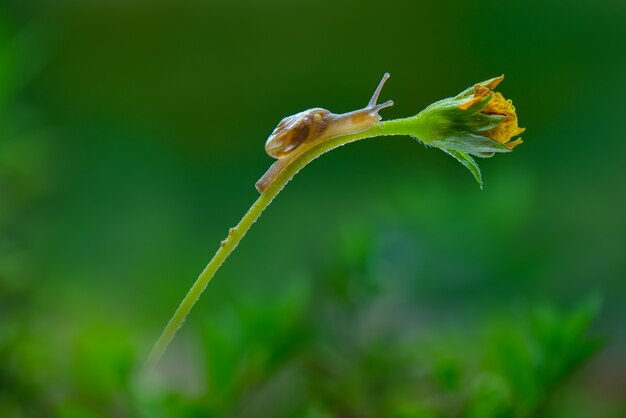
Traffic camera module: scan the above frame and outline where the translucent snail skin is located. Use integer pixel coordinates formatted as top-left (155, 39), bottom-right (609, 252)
top-left (256, 73), bottom-right (394, 192)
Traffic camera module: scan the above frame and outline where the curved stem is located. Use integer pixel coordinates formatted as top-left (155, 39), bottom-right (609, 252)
top-left (145, 115), bottom-right (424, 369)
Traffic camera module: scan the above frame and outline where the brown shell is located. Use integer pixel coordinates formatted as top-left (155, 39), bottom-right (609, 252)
top-left (264, 108), bottom-right (331, 159)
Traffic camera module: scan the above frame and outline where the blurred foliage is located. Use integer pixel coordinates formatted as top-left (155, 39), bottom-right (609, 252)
top-left (1, 0), bottom-right (626, 417)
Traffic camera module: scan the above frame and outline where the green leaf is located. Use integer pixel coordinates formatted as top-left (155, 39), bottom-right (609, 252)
top-left (442, 149), bottom-right (483, 188)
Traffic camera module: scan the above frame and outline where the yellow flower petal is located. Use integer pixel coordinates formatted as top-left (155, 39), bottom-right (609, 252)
top-left (457, 75), bottom-right (524, 149)
top-left (482, 92), bottom-right (525, 148)
top-left (458, 75), bottom-right (504, 110)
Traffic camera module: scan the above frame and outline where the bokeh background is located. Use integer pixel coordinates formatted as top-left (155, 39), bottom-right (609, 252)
top-left (1, 0), bottom-right (625, 417)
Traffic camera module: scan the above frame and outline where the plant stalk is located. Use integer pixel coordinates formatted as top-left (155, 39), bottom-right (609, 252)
top-left (145, 116), bottom-right (422, 368)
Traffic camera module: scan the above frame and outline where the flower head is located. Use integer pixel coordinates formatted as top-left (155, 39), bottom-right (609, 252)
top-left (457, 76), bottom-right (525, 149)
top-left (413, 75), bottom-right (525, 187)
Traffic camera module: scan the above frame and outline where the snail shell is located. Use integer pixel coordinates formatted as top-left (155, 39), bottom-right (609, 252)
top-left (265, 108), bottom-right (332, 159)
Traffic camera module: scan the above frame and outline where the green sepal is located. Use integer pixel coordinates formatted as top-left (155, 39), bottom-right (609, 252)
top-left (430, 133), bottom-right (512, 156)
top-left (457, 92), bottom-right (493, 113)
top-left (471, 113), bottom-right (505, 132)
top-left (451, 76), bottom-right (501, 101)
top-left (442, 149), bottom-right (483, 188)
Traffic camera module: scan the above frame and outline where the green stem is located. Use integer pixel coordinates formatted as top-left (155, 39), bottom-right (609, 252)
top-left (145, 116), bottom-right (423, 368)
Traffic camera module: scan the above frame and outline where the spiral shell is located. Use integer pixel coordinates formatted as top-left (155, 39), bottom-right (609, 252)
top-left (264, 108), bottom-right (332, 159)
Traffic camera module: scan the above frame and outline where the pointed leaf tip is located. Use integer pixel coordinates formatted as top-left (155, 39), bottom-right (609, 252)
top-left (442, 149), bottom-right (483, 188)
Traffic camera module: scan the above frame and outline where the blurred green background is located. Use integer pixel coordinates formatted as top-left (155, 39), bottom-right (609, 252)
top-left (1, 0), bottom-right (625, 417)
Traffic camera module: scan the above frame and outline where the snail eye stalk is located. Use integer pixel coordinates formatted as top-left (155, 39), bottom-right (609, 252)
top-left (368, 72), bottom-right (391, 107)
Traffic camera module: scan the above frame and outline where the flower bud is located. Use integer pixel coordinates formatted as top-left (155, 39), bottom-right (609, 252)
top-left (410, 75), bottom-right (524, 187)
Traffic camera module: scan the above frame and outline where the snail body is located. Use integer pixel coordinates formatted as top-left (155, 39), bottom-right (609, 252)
top-left (257, 73), bottom-right (394, 192)
top-left (265, 73), bottom-right (394, 159)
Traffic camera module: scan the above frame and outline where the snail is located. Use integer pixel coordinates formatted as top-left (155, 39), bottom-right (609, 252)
top-left (256, 73), bottom-right (394, 192)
